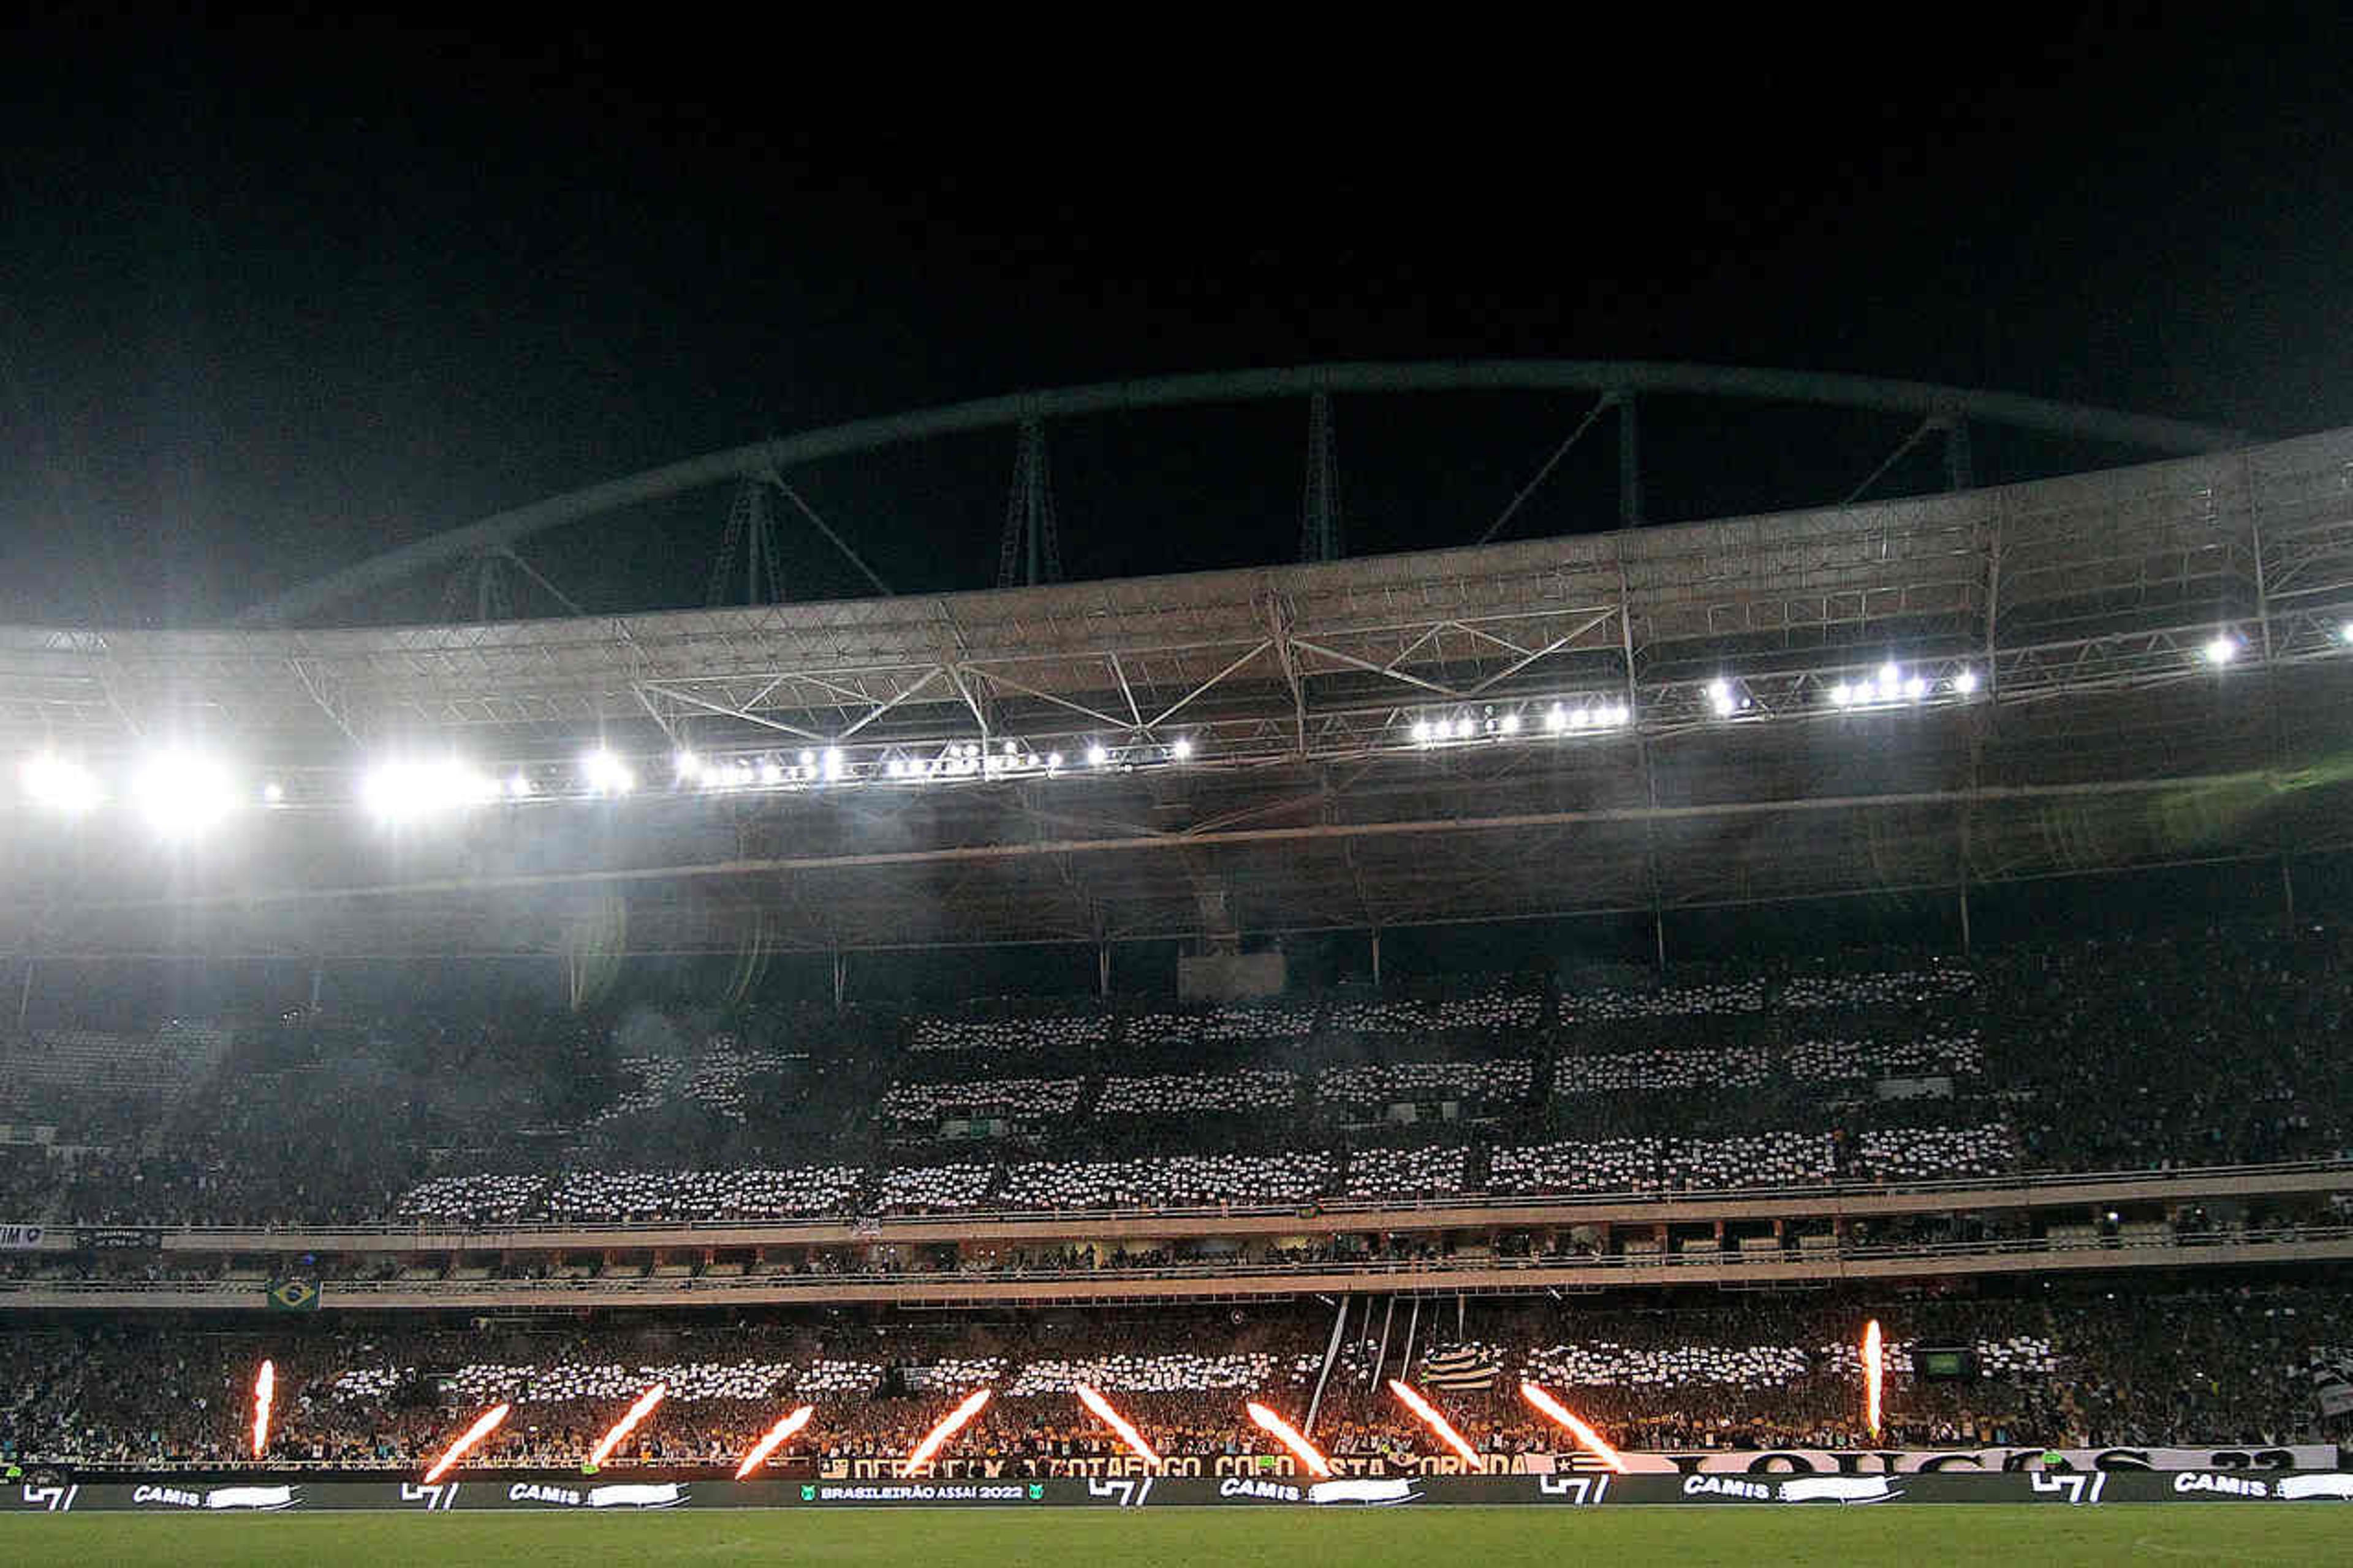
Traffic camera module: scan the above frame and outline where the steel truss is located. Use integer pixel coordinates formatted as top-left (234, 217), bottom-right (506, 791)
top-left (2, 430), bottom-right (2350, 961)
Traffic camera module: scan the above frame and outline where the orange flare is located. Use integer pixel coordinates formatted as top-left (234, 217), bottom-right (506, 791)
top-left (587, 1382), bottom-right (669, 1468)
top-left (1519, 1382), bottom-right (1628, 1472)
top-left (734, 1404), bottom-right (816, 1479)
top-left (1387, 1379), bottom-right (1483, 1468)
top-left (251, 1360), bottom-right (275, 1460)
top-left (1075, 1384), bottom-right (1162, 1469)
top-left (903, 1387), bottom-right (993, 1475)
top-left (1244, 1401), bottom-right (1332, 1479)
top-left (1862, 1319), bottom-right (1884, 1440)
top-left (423, 1403), bottom-right (511, 1483)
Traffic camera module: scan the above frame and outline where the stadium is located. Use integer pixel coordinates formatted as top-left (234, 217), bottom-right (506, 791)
top-left (4, 351), bottom-right (2353, 1568)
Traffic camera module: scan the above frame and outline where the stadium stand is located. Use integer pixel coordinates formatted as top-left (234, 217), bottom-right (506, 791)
top-left (0, 928), bottom-right (2347, 1229)
top-left (4, 1282), bottom-right (2346, 1468)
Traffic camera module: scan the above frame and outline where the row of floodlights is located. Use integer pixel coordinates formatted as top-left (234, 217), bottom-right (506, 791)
top-left (15, 627), bottom-right (2346, 830)
top-left (14, 733), bottom-right (1207, 830)
top-left (1411, 701), bottom-right (1633, 746)
top-left (1826, 663), bottom-right (1976, 709)
top-left (1411, 663), bottom-right (1968, 742)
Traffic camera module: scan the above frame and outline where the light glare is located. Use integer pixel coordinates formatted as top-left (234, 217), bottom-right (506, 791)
top-left (137, 751), bottom-right (237, 839)
top-left (581, 749), bottom-right (635, 795)
top-left (21, 753), bottom-right (102, 813)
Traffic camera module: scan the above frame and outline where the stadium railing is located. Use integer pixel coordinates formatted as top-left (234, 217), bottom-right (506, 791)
top-left (105, 1155), bottom-right (2353, 1238)
top-left (6, 1224), bottom-right (2348, 1306)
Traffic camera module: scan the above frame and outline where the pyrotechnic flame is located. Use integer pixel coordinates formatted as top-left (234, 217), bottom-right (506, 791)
top-left (734, 1404), bottom-right (816, 1479)
top-left (1862, 1319), bottom-right (1884, 1439)
top-left (587, 1382), bottom-right (670, 1468)
top-left (1387, 1379), bottom-right (1482, 1468)
top-left (1075, 1384), bottom-right (1162, 1469)
top-left (1243, 1401), bottom-right (1332, 1479)
top-left (903, 1387), bottom-right (993, 1475)
top-left (423, 1403), bottom-right (511, 1483)
top-left (1518, 1382), bottom-right (1628, 1473)
top-left (251, 1360), bottom-right (276, 1460)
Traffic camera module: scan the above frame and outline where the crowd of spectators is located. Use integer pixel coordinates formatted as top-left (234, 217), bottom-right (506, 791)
top-left (996, 1151), bottom-right (1333, 1209)
top-left (4, 1281), bottom-right (2345, 1470)
top-left (1317, 1058), bottom-right (1535, 1108)
top-left (4, 926), bottom-right (2349, 1231)
top-left (1094, 1069), bottom-right (1296, 1118)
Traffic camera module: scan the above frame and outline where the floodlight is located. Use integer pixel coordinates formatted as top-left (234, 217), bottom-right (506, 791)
top-left (1411, 719), bottom-right (1431, 744)
top-left (2341, 621), bottom-right (2353, 645)
top-left (2203, 634), bottom-right (2238, 666)
top-left (673, 751), bottom-right (700, 782)
top-left (1452, 715), bottom-right (1473, 740)
top-left (1544, 703), bottom-right (1566, 733)
top-left (580, 749), bottom-right (635, 795)
top-left (1829, 682), bottom-right (1853, 707)
top-left (1567, 706), bottom-right (1590, 730)
top-left (1046, 752), bottom-right (1063, 770)
top-left (260, 781), bottom-right (286, 806)
top-left (1707, 678), bottom-right (1736, 717)
top-left (1086, 743), bottom-right (1109, 767)
top-left (363, 758), bottom-right (501, 824)
top-left (1172, 737), bottom-right (1194, 760)
top-left (506, 772), bottom-right (534, 800)
top-left (822, 748), bottom-right (845, 781)
top-left (1607, 703), bottom-right (1630, 727)
top-left (137, 750), bottom-right (237, 839)
top-left (20, 752), bottom-right (102, 814)
top-left (1904, 675), bottom-right (1928, 701)
top-left (1953, 668), bottom-right (1979, 695)
top-left (1499, 712), bottom-right (1520, 735)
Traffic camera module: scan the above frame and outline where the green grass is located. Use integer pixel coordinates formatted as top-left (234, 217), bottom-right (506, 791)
top-left (0, 1505), bottom-right (2344, 1567)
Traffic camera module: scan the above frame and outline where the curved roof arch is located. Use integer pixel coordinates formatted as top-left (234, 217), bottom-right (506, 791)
top-left (235, 359), bottom-right (2249, 628)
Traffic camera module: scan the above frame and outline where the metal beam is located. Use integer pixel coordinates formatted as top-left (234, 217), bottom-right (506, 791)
top-left (236, 360), bottom-right (2250, 626)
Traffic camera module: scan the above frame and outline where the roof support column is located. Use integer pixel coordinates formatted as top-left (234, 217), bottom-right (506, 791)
top-left (1943, 416), bottom-right (1975, 492)
top-left (1615, 392), bottom-right (1642, 528)
top-left (1618, 555), bottom-right (1664, 971)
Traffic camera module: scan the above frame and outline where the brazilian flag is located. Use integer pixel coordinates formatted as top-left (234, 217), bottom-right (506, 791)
top-left (267, 1278), bottom-right (322, 1312)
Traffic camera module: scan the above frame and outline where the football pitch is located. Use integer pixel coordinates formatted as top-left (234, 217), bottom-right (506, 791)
top-left (0, 1505), bottom-right (2341, 1566)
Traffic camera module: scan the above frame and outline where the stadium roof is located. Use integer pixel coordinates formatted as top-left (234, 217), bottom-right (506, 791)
top-left (3, 422), bottom-right (2349, 964)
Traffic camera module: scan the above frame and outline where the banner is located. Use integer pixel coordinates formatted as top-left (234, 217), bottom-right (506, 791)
top-left (6, 1471), bottom-right (2353, 1512)
top-left (266, 1279), bottom-right (321, 1312)
top-left (0, 1224), bottom-right (45, 1249)
top-left (1422, 1347), bottom-right (1500, 1392)
top-left (2307, 1352), bottom-right (2353, 1418)
top-left (820, 1442), bottom-right (2336, 1481)
top-left (77, 1228), bottom-right (162, 1252)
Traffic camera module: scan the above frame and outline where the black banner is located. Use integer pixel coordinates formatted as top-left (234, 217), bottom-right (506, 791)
top-left (75, 1228), bottom-right (162, 1252)
top-left (4, 1471), bottom-right (2352, 1512)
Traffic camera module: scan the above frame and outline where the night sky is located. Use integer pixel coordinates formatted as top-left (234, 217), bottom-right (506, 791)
top-left (4, 15), bottom-right (2349, 629)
